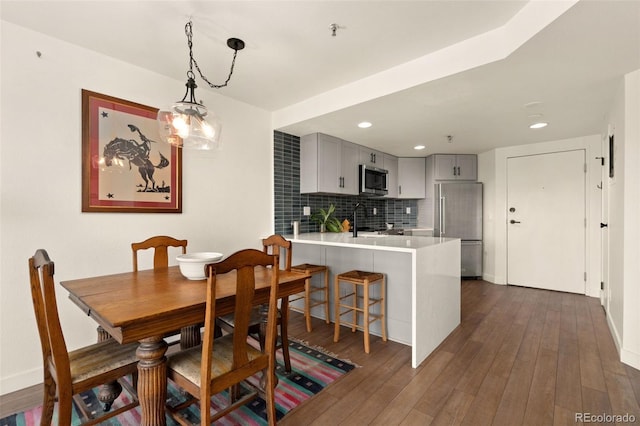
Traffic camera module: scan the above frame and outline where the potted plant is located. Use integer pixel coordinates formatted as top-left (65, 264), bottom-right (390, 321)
top-left (311, 204), bottom-right (342, 232)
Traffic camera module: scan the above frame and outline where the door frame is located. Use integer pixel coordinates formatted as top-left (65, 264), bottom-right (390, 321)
top-left (488, 135), bottom-right (602, 297)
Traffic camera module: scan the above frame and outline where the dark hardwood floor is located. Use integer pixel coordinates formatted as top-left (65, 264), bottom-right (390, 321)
top-left (2, 280), bottom-right (639, 425)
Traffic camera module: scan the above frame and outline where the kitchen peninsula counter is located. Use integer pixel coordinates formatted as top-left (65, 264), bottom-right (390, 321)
top-left (286, 232), bottom-right (460, 368)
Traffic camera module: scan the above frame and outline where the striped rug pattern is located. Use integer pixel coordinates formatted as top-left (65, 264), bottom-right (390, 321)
top-left (1, 339), bottom-right (355, 425)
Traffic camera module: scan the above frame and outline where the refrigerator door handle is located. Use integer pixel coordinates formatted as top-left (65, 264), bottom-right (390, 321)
top-left (441, 196), bottom-right (446, 235)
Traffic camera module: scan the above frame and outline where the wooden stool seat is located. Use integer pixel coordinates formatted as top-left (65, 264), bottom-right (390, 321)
top-left (289, 263), bottom-right (330, 332)
top-left (334, 270), bottom-right (387, 354)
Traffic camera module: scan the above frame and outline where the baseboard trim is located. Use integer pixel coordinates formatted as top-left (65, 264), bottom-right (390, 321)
top-left (621, 347), bottom-right (640, 370)
top-left (0, 382), bottom-right (42, 418)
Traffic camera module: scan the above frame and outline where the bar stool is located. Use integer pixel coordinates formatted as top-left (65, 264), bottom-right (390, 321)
top-left (334, 270), bottom-right (387, 353)
top-left (289, 263), bottom-right (330, 332)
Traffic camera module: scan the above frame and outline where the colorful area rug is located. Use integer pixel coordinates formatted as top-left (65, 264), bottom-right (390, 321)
top-left (1, 339), bottom-right (354, 425)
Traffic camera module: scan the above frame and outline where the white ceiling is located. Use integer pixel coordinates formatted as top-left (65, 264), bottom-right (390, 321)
top-left (2, 0), bottom-right (639, 157)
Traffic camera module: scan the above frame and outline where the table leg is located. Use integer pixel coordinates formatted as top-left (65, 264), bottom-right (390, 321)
top-left (136, 336), bottom-right (168, 426)
top-left (96, 326), bottom-right (122, 411)
top-left (179, 324), bottom-right (202, 349)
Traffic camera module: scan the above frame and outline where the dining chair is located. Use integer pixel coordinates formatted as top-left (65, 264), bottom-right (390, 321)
top-left (130, 235), bottom-right (203, 349)
top-left (166, 249), bottom-right (279, 425)
top-left (131, 235), bottom-right (188, 272)
top-left (28, 249), bottom-right (139, 425)
top-left (216, 234), bottom-right (292, 372)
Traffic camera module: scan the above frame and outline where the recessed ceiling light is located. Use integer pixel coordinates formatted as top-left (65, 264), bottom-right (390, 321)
top-left (358, 121), bottom-right (372, 128)
top-left (414, 145), bottom-right (426, 150)
top-left (529, 122), bottom-right (548, 129)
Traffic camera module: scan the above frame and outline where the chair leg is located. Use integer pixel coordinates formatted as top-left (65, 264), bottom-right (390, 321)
top-left (57, 388), bottom-right (73, 425)
top-left (333, 276), bottom-right (340, 342)
top-left (304, 277), bottom-right (312, 332)
top-left (41, 370), bottom-right (56, 425)
top-left (381, 276), bottom-right (387, 342)
top-left (280, 298), bottom-right (292, 373)
top-left (364, 280), bottom-right (370, 354)
top-left (323, 270), bottom-right (330, 324)
top-left (351, 282), bottom-right (357, 333)
top-left (264, 366), bottom-right (277, 426)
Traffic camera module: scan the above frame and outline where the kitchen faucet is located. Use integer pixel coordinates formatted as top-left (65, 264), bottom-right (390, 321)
top-left (352, 202), bottom-right (362, 237)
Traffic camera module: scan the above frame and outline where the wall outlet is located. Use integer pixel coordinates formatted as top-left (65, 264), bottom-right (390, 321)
top-left (303, 206), bottom-right (311, 216)
top-left (406, 207), bottom-right (411, 214)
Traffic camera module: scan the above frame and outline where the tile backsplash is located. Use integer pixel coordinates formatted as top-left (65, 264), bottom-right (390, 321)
top-left (274, 131), bottom-right (417, 235)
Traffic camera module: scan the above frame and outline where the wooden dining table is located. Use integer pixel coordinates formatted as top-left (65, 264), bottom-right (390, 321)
top-left (60, 265), bottom-right (309, 426)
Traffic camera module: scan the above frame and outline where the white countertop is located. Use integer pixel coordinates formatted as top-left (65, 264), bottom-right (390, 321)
top-left (285, 232), bottom-right (458, 252)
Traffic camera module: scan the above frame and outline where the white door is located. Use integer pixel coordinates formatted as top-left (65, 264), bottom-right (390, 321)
top-left (507, 150), bottom-right (586, 294)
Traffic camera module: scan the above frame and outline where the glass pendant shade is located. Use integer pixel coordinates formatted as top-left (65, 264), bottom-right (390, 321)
top-left (158, 101), bottom-right (221, 150)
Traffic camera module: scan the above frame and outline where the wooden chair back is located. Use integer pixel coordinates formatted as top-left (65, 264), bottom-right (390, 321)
top-left (262, 234), bottom-right (292, 271)
top-left (29, 249), bottom-right (72, 390)
top-left (201, 249), bottom-right (279, 421)
top-left (131, 235), bottom-right (187, 271)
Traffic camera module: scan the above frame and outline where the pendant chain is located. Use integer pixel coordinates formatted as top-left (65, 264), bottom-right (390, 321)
top-left (185, 21), bottom-right (239, 89)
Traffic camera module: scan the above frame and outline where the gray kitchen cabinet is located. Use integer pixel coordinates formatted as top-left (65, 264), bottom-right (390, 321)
top-left (384, 154), bottom-right (399, 198)
top-left (432, 154), bottom-right (477, 181)
top-left (397, 157), bottom-right (426, 199)
top-left (300, 133), bottom-right (359, 195)
top-left (359, 147), bottom-right (385, 168)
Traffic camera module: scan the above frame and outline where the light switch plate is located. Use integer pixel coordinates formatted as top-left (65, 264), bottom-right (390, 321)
top-left (303, 206), bottom-right (311, 216)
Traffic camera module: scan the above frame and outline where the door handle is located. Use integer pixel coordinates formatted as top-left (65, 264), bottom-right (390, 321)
top-left (510, 219), bottom-right (521, 224)
top-left (441, 196), bottom-right (446, 235)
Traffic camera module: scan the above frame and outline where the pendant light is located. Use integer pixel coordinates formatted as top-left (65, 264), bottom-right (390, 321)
top-left (157, 21), bottom-right (245, 150)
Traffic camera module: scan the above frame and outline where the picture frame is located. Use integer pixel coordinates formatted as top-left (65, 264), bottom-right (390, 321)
top-left (82, 90), bottom-right (182, 213)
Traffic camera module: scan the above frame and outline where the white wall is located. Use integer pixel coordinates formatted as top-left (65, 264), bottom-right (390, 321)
top-left (605, 69), bottom-right (640, 369)
top-left (0, 22), bottom-right (274, 393)
top-left (622, 70), bottom-right (640, 369)
top-left (480, 135), bottom-right (602, 297)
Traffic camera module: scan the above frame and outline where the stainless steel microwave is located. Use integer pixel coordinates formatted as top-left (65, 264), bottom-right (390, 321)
top-left (359, 164), bottom-right (388, 196)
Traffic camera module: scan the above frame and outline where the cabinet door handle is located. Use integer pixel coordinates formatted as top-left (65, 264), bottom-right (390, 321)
top-left (399, 185), bottom-right (402, 195)
top-left (453, 166), bottom-right (457, 176)
top-left (373, 153), bottom-right (377, 163)
top-left (457, 166), bottom-right (461, 176)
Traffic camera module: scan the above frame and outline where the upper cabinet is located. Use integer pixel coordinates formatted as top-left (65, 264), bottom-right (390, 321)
top-left (383, 154), bottom-right (399, 198)
top-left (431, 154), bottom-right (477, 181)
top-left (359, 147), bottom-right (385, 168)
top-left (300, 133), bottom-right (359, 195)
top-left (397, 157), bottom-right (426, 199)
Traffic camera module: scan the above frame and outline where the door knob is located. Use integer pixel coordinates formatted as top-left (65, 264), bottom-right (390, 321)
top-left (510, 219), bottom-right (521, 224)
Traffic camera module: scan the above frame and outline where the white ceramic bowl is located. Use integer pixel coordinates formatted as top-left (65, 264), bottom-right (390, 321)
top-left (176, 252), bottom-right (223, 280)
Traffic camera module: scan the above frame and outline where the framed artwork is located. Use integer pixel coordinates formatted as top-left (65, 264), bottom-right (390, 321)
top-left (82, 90), bottom-right (182, 213)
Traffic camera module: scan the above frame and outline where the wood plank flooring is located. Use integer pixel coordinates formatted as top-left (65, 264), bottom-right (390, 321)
top-left (2, 280), bottom-right (639, 425)
top-left (282, 280), bottom-right (640, 425)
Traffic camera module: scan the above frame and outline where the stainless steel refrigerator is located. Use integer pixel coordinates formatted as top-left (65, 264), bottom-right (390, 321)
top-left (433, 182), bottom-right (483, 278)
